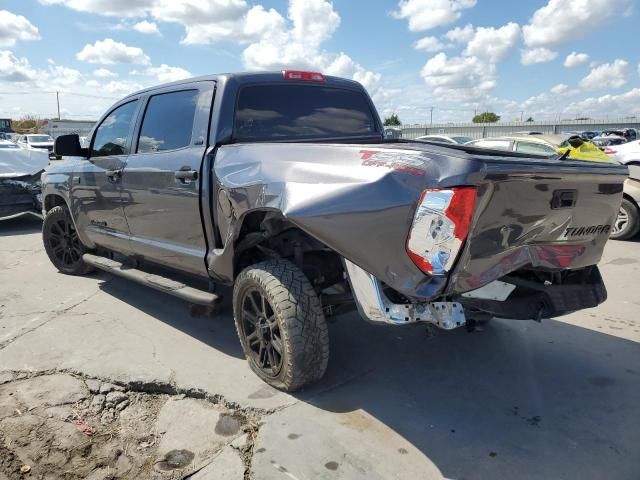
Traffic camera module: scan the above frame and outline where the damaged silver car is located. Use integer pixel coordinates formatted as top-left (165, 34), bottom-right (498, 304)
top-left (0, 139), bottom-right (48, 220)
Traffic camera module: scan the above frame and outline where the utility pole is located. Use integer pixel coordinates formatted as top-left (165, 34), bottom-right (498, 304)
top-left (429, 106), bottom-right (434, 126)
top-left (56, 91), bottom-right (61, 120)
top-left (520, 110), bottom-right (524, 122)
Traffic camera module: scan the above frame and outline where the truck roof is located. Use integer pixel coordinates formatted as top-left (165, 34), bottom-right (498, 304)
top-left (122, 71), bottom-right (364, 101)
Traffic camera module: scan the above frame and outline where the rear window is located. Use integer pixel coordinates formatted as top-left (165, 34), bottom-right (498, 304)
top-left (234, 85), bottom-right (378, 141)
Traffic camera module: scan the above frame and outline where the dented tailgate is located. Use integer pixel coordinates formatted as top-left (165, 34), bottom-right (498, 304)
top-left (446, 160), bottom-right (629, 294)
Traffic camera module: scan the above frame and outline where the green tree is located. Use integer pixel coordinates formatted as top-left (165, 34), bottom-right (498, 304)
top-left (383, 113), bottom-right (401, 126)
top-left (526, 116), bottom-right (534, 122)
top-left (472, 112), bottom-right (500, 123)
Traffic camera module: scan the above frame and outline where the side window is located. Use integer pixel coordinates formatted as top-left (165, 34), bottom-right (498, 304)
top-left (92, 100), bottom-right (138, 157)
top-left (472, 140), bottom-right (512, 151)
top-left (137, 90), bottom-right (199, 153)
top-left (515, 142), bottom-right (556, 156)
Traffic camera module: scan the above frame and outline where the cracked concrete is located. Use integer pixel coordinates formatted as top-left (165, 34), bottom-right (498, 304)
top-left (1, 216), bottom-right (639, 480)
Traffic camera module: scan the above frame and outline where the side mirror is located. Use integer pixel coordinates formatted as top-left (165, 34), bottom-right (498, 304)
top-left (567, 136), bottom-right (584, 148)
top-left (54, 134), bottom-right (88, 157)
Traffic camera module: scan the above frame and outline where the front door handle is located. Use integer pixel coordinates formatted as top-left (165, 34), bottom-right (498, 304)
top-left (175, 167), bottom-right (198, 183)
top-left (106, 169), bottom-right (122, 181)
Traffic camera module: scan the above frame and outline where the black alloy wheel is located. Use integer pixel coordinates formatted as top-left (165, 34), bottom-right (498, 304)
top-left (240, 288), bottom-right (283, 377)
top-left (43, 205), bottom-right (93, 275)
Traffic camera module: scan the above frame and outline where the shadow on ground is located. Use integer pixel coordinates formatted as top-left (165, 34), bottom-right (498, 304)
top-left (96, 273), bottom-right (640, 480)
top-left (0, 216), bottom-right (41, 237)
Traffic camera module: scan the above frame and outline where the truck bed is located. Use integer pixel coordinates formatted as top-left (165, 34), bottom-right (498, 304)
top-left (213, 140), bottom-right (628, 301)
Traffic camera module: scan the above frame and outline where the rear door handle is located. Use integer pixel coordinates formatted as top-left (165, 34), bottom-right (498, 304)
top-left (106, 169), bottom-right (122, 181)
top-left (175, 167), bottom-right (198, 183)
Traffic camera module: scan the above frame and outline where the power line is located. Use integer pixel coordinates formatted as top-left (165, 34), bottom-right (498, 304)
top-left (0, 91), bottom-right (119, 100)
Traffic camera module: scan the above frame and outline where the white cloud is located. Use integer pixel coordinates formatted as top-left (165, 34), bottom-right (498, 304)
top-left (93, 68), bottom-right (117, 78)
top-left (39, 0), bottom-right (155, 17)
top-left (149, 0), bottom-right (274, 44)
top-left (133, 20), bottom-right (160, 35)
top-left (421, 53), bottom-right (496, 102)
top-left (523, 0), bottom-right (631, 47)
top-left (418, 22), bottom-right (520, 103)
top-left (521, 47), bottom-right (558, 65)
top-left (563, 88), bottom-right (640, 118)
top-left (77, 38), bottom-right (150, 65)
top-left (550, 83), bottom-right (569, 95)
top-left (579, 59), bottom-right (628, 90)
top-left (136, 64), bottom-right (192, 82)
top-left (86, 79), bottom-right (100, 88)
top-left (414, 36), bottom-right (448, 52)
top-left (443, 23), bottom-right (474, 43)
top-left (0, 10), bottom-right (40, 47)
top-left (392, 0), bottom-right (477, 32)
top-left (564, 51), bottom-right (589, 68)
top-left (0, 50), bottom-right (37, 82)
top-left (463, 23), bottom-right (520, 63)
top-left (103, 79), bottom-right (144, 95)
top-left (46, 60), bottom-right (83, 87)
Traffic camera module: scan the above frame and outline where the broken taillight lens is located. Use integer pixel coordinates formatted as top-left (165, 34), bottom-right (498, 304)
top-left (406, 187), bottom-right (477, 275)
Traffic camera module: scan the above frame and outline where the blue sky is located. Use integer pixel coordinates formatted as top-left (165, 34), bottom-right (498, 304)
top-left (1, 0), bottom-right (638, 123)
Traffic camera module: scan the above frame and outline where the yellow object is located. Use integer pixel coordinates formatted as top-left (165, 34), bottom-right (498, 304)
top-left (556, 141), bottom-right (612, 163)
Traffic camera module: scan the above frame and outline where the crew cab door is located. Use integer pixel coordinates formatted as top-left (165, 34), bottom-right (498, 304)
top-left (71, 99), bottom-right (140, 254)
top-left (120, 82), bottom-right (214, 276)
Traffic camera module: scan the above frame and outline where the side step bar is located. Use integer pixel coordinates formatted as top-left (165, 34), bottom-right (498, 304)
top-left (83, 253), bottom-right (219, 306)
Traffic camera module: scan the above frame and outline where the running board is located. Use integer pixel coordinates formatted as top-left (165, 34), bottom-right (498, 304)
top-left (83, 253), bottom-right (219, 306)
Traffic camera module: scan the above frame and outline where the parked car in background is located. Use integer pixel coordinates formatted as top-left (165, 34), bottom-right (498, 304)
top-left (415, 134), bottom-right (474, 144)
top-left (0, 139), bottom-right (47, 220)
top-left (17, 134), bottom-right (55, 155)
top-left (600, 129), bottom-right (637, 142)
top-left (563, 130), bottom-right (601, 140)
top-left (612, 165), bottom-right (640, 240)
top-left (466, 134), bottom-right (611, 162)
top-left (592, 135), bottom-right (628, 150)
top-left (601, 138), bottom-right (640, 165)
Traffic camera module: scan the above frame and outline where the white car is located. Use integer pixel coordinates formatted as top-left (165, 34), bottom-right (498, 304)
top-left (17, 134), bottom-right (55, 155)
top-left (602, 139), bottom-right (640, 165)
top-left (415, 134), bottom-right (474, 145)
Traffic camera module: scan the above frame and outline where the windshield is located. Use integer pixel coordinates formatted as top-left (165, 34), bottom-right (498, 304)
top-left (234, 85), bottom-right (379, 141)
top-left (28, 135), bottom-right (53, 142)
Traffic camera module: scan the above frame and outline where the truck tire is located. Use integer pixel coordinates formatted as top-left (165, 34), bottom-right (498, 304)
top-left (233, 259), bottom-right (329, 392)
top-left (610, 198), bottom-right (640, 240)
top-left (43, 205), bottom-right (94, 275)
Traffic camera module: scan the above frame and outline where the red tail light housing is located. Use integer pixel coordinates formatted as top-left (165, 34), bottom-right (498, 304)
top-left (603, 147), bottom-right (617, 154)
top-left (283, 70), bottom-right (325, 82)
top-left (406, 187), bottom-right (477, 275)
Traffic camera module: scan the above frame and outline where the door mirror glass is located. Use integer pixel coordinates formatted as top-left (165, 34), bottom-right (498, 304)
top-left (54, 134), bottom-right (87, 157)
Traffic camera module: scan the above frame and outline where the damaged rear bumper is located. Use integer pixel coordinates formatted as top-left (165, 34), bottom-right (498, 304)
top-left (457, 267), bottom-right (607, 320)
top-left (343, 258), bottom-right (466, 329)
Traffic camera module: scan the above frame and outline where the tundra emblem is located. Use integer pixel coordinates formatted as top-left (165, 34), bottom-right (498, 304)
top-left (564, 225), bottom-right (610, 237)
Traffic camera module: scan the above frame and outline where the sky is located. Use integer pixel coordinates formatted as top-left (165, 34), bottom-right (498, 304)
top-left (0, 0), bottom-right (638, 124)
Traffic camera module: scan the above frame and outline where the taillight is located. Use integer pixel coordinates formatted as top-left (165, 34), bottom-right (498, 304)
top-left (283, 70), bottom-right (325, 82)
top-left (406, 187), bottom-right (477, 275)
top-left (603, 148), bottom-right (617, 154)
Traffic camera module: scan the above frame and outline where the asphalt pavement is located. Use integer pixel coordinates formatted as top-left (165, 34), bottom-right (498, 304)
top-left (0, 216), bottom-right (638, 479)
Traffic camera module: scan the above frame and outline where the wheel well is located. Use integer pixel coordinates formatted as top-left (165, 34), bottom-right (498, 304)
top-left (44, 194), bottom-right (67, 213)
top-left (233, 211), bottom-right (345, 291)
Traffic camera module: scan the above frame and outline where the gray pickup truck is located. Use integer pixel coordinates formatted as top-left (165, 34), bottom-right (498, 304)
top-left (43, 71), bottom-right (628, 391)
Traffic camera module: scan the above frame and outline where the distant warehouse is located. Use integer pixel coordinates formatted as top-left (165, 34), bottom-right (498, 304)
top-left (42, 119), bottom-right (95, 139)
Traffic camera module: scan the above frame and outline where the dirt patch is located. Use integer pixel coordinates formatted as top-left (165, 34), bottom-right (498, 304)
top-left (0, 371), bottom-right (260, 480)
